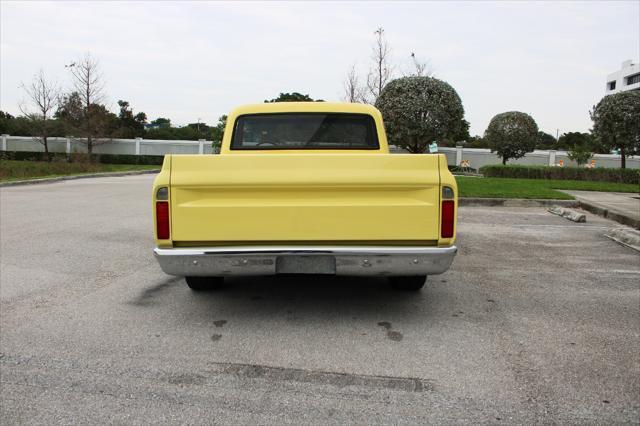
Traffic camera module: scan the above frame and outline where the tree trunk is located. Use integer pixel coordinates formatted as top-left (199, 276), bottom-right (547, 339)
top-left (502, 157), bottom-right (507, 165)
top-left (86, 80), bottom-right (92, 157)
top-left (378, 56), bottom-right (383, 98)
top-left (620, 146), bottom-right (626, 169)
top-left (43, 136), bottom-right (50, 162)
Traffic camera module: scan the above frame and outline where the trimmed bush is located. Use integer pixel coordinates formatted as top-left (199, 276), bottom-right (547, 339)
top-left (479, 164), bottom-right (639, 184)
top-left (375, 76), bottom-right (467, 153)
top-left (485, 111), bottom-right (538, 164)
top-left (0, 151), bottom-right (164, 165)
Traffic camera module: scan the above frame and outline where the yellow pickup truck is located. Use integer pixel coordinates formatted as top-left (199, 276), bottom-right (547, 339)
top-left (152, 102), bottom-right (457, 291)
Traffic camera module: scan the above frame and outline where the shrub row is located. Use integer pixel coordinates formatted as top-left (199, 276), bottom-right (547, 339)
top-left (0, 151), bottom-right (165, 165)
top-left (479, 164), bottom-right (639, 184)
top-left (94, 154), bottom-right (165, 165)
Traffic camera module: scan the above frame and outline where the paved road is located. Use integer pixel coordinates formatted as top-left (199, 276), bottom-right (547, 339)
top-left (1, 175), bottom-right (639, 424)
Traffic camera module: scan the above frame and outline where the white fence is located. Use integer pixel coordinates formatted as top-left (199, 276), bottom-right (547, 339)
top-left (0, 135), bottom-right (216, 156)
top-left (433, 146), bottom-right (640, 170)
top-left (1, 134), bottom-right (639, 169)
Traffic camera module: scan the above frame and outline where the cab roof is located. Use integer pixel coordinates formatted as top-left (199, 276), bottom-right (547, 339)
top-left (228, 102), bottom-right (381, 116)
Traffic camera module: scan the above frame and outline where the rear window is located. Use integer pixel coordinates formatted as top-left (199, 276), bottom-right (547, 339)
top-left (230, 113), bottom-right (379, 150)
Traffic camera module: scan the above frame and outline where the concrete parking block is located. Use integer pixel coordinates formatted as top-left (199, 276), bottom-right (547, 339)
top-left (548, 206), bottom-right (587, 222)
top-left (605, 227), bottom-right (640, 252)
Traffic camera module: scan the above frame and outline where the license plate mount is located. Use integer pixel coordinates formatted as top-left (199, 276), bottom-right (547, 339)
top-left (276, 255), bottom-right (336, 275)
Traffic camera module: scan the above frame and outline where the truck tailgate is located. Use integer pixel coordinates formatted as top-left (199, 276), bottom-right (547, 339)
top-left (169, 154), bottom-right (442, 243)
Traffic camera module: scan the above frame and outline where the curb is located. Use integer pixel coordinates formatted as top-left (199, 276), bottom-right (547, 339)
top-left (452, 173), bottom-right (483, 178)
top-left (0, 169), bottom-right (160, 187)
top-left (459, 198), bottom-right (579, 208)
top-left (577, 200), bottom-right (640, 229)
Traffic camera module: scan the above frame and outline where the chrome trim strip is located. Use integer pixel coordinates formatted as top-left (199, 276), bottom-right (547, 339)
top-left (154, 246), bottom-right (457, 255)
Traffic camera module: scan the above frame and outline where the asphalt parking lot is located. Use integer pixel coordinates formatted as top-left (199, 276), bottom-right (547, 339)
top-left (1, 175), bottom-right (639, 424)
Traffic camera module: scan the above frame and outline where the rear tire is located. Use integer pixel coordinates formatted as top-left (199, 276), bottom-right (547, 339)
top-left (185, 276), bottom-right (225, 291)
top-left (389, 275), bottom-right (427, 291)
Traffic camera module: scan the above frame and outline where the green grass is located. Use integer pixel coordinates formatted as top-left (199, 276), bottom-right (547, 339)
top-left (456, 176), bottom-right (640, 199)
top-left (0, 160), bottom-right (159, 182)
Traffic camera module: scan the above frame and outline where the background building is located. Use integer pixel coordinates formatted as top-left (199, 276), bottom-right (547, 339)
top-left (605, 60), bottom-right (640, 94)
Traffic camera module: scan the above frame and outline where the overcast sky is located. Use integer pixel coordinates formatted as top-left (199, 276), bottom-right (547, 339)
top-left (1, 1), bottom-right (638, 136)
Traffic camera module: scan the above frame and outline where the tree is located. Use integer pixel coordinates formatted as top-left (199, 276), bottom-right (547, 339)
top-left (0, 111), bottom-right (15, 134)
top-left (465, 135), bottom-right (489, 149)
top-left (343, 65), bottom-right (364, 103)
top-left (264, 92), bottom-right (322, 102)
top-left (375, 76), bottom-right (466, 153)
top-left (556, 132), bottom-right (592, 151)
top-left (150, 117), bottom-right (171, 128)
top-left (557, 133), bottom-right (595, 165)
top-left (115, 100), bottom-right (147, 138)
top-left (536, 131), bottom-right (556, 150)
top-left (365, 28), bottom-right (393, 104)
top-left (0, 111), bottom-right (37, 136)
top-left (144, 116), bottom-right (224, 142)
top-left (211, 115), bottom-right (227, 151)
top-left (455, 119), bottom-right (471, 142)
top-left (567, 142), bottom-right (593, 166)
top-left (144, 127), bottom-right (174, 140)
top-left (406, 52), bottom-right (432, 77)
top-left (343, 29), bottom-right (434, 104)
top-left (590, 91), bottom-right (640, 168)
top-left (19, 70), bottom-right (60, 160)
top-left (56, 91), bottom-right (118, 146)
top-left (177, 125), bottom-right (201, 140)
top-left (90, 104), bottom-right (119, 137)
top-left (64, 53), bottom-right (108, 154)
top-left (484, 112), bottom-right (538, 165)
top-left (55, 92), bottom-right (84, 130)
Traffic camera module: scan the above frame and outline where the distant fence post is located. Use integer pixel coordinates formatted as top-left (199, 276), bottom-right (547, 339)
top-left (455, 146), bottom-right (463, 166)
top-left (135, 137), bottom-right (142, 155)
top-left (65, 137), bottom-right (71, 155)
top-left (1, 134), bottom-right (7, 151)
top-left (198, 139), bottom-right (205, 154)
top-left (548, 150), bottom-right (556, 166)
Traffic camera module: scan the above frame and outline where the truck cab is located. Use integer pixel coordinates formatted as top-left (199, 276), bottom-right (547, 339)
top-left (153, 102), bottom-right (457, 291)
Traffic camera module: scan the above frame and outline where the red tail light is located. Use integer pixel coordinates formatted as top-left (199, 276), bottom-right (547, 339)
top-left (441, 200), bottom-right (454, 238)
top-left (156, 201), bottom-right (170, 240)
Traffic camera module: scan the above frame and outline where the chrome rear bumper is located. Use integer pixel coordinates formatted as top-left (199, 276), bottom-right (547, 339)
top-left (153, 245), bottom-right (457, 277)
